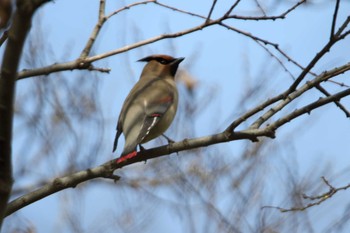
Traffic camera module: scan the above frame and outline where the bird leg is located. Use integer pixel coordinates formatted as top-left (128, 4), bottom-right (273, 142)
top-left (162, 134), bottom-right (175, 143)
top-left (162, 134), bottom-right (179, 156)
top-left (139, 144), bottom-right (146, 151)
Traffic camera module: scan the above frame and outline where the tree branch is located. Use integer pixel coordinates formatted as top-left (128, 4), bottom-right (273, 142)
top-left (205, 0), bottom-right (218, 23)
top-left (12, 73), bottom-right (350, 215)
top-left (224, 0), bottom-right (241, 17)
top-left (5, 0), bottom-right (350, 223)
top-left (79, 0), bottom-right (106, 58)
top-left (315, 83), bottom-right (350, 117)
top-left (250, 62), bottom-right (350, 129)
top-left (5, 127), bottom-right (276, 216)
top-left (330, 0), bottom-right (341, 39)
top-left (0, 0), bottom-right (50, 228)
top-left (17, 19), bottom-right (218, 79)
top-left (5, 160), bottom-right (118, 216)
top-left (263, 177), bottom-right (350, 212)
top-left (106, 0), bottom-right (155, 19)
top-left (268, 87), bottom-right (350, 131)
top-left (17, 0), bottom-right (306, 80)
top-left (7, 60), bottom-right (350, 215)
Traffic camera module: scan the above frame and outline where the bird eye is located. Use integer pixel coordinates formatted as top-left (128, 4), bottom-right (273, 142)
top-left (158, 58), bottom-right (168, 64)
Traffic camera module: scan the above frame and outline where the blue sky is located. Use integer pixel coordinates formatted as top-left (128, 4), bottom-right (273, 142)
top-left (3, 0), bottom-right (350, 232)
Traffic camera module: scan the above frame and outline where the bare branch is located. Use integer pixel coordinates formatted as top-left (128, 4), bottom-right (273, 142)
top-left (153, 1), bottom-right (310, 80)
top-left (288, 42), bottom-right (334, 95)
top-left (7, 60), bottom-right (350, 216)
top-left (339, 28), bottom-right (350, 39)
top-left (153, 1), bottom-right (206, 18)
top-left (269, 87), bottom-right (350, 131)
top-left (0, 0), bottom-right (50, 228)
top-left (330, 0), bottom-right (341, 39)
top-left (279, 0), bottom-right (306, 19)
top-left (5, 161), bottom-right (118, 217)
top-left (6, 129), bottom-right (274, 215)
top-left (226, 93), bottom-right (285, 132)
top-left (227, 0), bottom-right (306, 20)
top-left (334, 16), bottom-right (350, 38)
top-left (263, 177), bottom-right (350, 212)
top-left (205, 0), bottom-right (218, 23)
top-left (87, 65), bottom-right (111, 73)
top-left (18, 60), bottom-right (97, 79)
top-left (106, 0), bottom-right (155, 19)
top-left (251, 62), bottom-right (350, 129)
top-left (287, 15), bottom-right (350, 95)
top-left (79, 0), bottom-right (106, 58)
top-left (257, 42), bottom-right (297, 79)
top-left (17, 0), bottom-right (307, 80)
top-left (253, 0), bottom-right (266, 16)
top-left (81, 0), bottom-right (157, 59)
top-left (224, 0), bottom-right (241, 17)
top-left (315, 83), bottom-right (350, 117)
top-left (5, 2), bottom-right (350, 228)
top-left (18, 19), bottom-right (218, 79)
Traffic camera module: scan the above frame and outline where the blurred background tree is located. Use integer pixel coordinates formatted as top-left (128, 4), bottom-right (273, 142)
top-left (1, 0), bottom-right (350, 232)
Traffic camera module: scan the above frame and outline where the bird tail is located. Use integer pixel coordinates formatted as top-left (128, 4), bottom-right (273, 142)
top-left (113, 130), bottom-right (122, 152)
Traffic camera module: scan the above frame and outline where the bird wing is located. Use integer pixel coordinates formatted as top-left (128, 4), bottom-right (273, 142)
top-left (113, 77), bottom-right (157, 152)
top-left (137, 91), bottom-right (175, 143)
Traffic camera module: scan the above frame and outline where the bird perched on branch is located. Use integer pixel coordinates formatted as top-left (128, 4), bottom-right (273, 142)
top-left (113, 54), bottom-right (185, 163)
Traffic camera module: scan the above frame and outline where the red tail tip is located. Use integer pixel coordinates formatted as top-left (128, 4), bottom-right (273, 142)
top-left (116, 151), bottom-right (137, 164)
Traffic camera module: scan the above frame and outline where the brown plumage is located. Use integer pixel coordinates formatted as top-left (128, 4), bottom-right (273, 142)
top-left (113, 54), bottom-right (184, 160)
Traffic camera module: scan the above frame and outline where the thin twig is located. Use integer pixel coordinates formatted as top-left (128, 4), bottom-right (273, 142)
top-left (225, 0), bottom-right (241, 17)
top-left (288, 15), bottom-right (350, 94)
top-left (256, 41), bottom-right (296, 80)
top-left (315, 83), bottom-right (350, 117)
top-left (154, 0), bottom-right (310, 77)
top-left (205, 0), bottom-right (218, 23)
top-left (268, 87), bottom-right (350, 132)
top-left (88, 65), bottom-right (111, 73)
top-left (250, 62), bottom-right (350, 129)
top-left (334, 16), bottom-right (350, 38)
top-left (18, 0), bottom-right (306, 80)
top-left (280, 0), bottom-right (306, 18)
top-left (106, 0), bottom-right (155, 19)
top-left (225, 93), bottom-right (285, 132)
top-left (80, 0), bottom-right (106, 58)
top-left (254, 0), bottom-right (266, 16)
top-left (228, 0), bottom-right (305, 20)
top-left (263, 177), bottom-right (350, 212)
top-left (18, 19), bottom-right (219, 79)
top-left (8, 61), bottom-right (350, 216)
top-left (339, 28), bottom-right (350, 39)
top-left (153, 1), bottom-right (205, 18)
top-left (330, 0), bottom-right (341, 40)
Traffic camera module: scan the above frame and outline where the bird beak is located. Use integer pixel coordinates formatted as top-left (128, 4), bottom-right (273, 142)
top-left (137, 57), bottom-right (148, 62)
top-left (171, 57), bottom-right (185, 66)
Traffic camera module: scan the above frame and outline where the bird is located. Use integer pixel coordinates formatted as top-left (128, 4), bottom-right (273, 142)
top-left (113, 54), bottom-right (184, 163)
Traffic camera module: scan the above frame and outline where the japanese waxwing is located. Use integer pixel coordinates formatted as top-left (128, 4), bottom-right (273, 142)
top-left (113, 54), bottom-right (185, 161)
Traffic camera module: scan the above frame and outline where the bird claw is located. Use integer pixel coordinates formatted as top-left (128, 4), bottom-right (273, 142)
top-left (139, 144), bottom-right (146, 151)
top-left (162, 134), bottom-right (175, 143)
